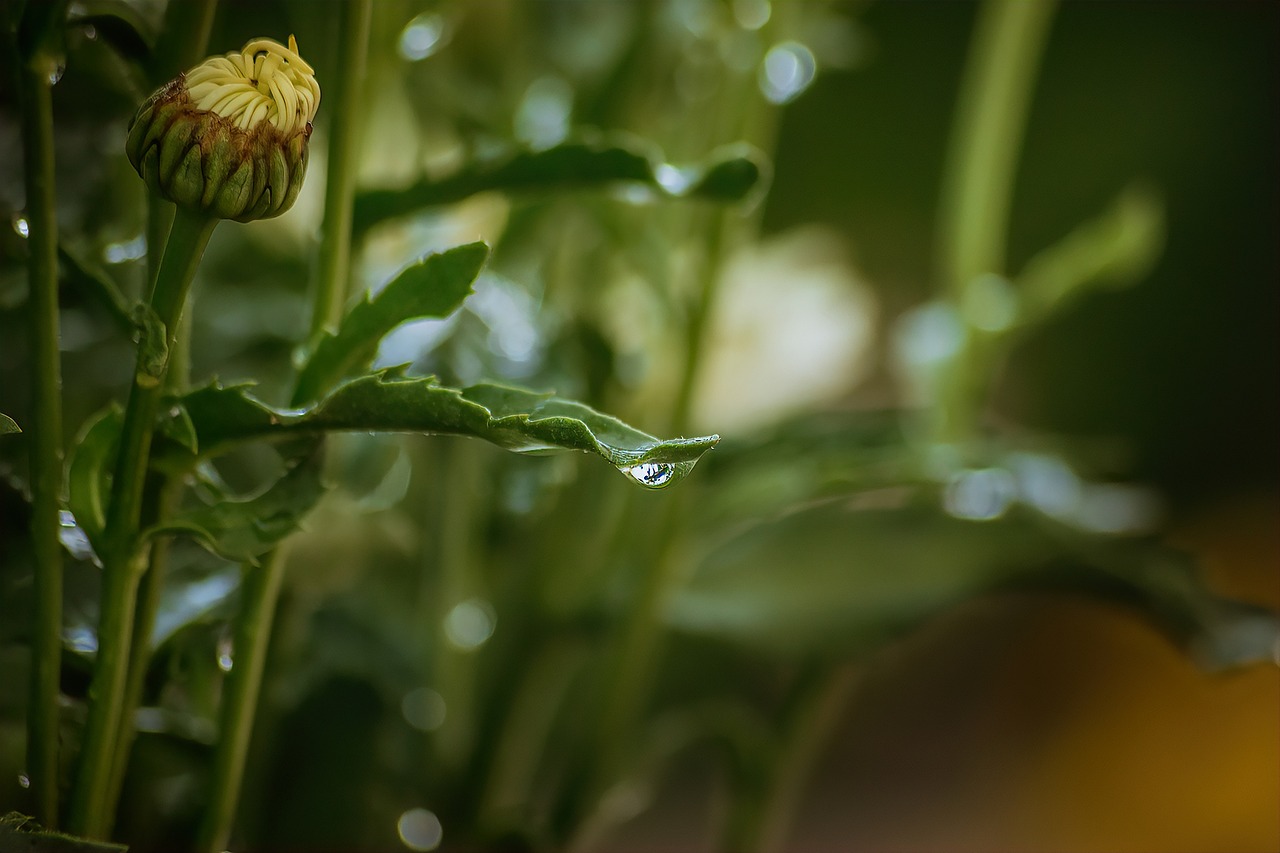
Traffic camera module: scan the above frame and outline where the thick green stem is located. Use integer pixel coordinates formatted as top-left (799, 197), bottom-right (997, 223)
top-left (934, 0), bottom-right (1057, 445)
top-left (196, 3), bottom-right (371, 847)
top-left (194, 549), bottom-right (287, 853)
top-left (19, 44), bottom-right (65, 831)
top-left (67, 206), bottom-right (216, 838)
top-left (309, 0), bottom-right (372, 341)
top-left (110, 2), bottom-right (218, 803)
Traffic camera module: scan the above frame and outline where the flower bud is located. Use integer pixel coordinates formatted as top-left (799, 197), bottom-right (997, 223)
top-left (125, 36), bottom-right (321, 222)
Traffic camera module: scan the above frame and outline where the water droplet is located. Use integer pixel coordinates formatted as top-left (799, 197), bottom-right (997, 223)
top-left (103, 234), bottom-right (147, 264)
top-left (733, 0), bottom-right (772, 30)
top-left (397, 808), bottom-right (443, 851)
top-left (760, 41), bottom-right (816, 104)
top-left (443, 599), bottom-right (495, 651)
top-left (13, 216), bottom-right (29, 238)
top-left (962, 273), bottom-right (1019, 332)
top-left (624, 462), bottom-right (677, 488)
top-left (654, 164), bottom-right (694, 196)
top-left (401, 687), bottom-right (447, 732)
top-left (399, 13), bottom-right (447, 62)
top-left (83, 23), bottom-right (97, 40)
top-left (216, 635), bottom-right (234, 672)
top-left (48, 65), bottom-right (65, 85)
top-left (515, 76), bottom-right (572, 149)
top-left (64, 624), bottom-right (98, 654)
top-left (18, 773), bottom-right (30, 788)
top-left (944, 468), bottom-right (1016, 521)
top-left (1009, 452), bottom-right (1081, 519)
top-left (57, 509), bottom-right (100, 564)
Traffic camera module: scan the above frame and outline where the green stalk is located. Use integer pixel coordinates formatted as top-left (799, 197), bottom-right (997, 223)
top-left (197, 4), bottom-right (371, 848)
top-left (109, 2), bottom-right (218, 805)
top-left (309, 0), bottom-right (372, 341)
top-left (193, 549), bottom-right (287, 853)
top-left (934, 0), bottom-right (1057, 444)
top-left (18, 35), bottom-right (65, 831)
top-left (67, 206), bottom-right (216, 838)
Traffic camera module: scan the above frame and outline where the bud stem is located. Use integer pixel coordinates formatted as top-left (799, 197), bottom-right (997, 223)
top-left (68, 206), bottom-right (217, 839)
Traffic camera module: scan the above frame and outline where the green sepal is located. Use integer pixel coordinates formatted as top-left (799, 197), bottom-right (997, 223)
top-left (0, 413), bottom-right (19, 435)
top-left (131, 302), bottom-right (169, 385)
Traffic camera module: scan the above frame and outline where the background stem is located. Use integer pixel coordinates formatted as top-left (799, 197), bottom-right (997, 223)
top-left (938, 0), bottom-right (1058, 297)
top-left (309, 0), bottom-right (372, 342)
top-left (18, 29), bottom-right (66, 831)
top-left (67, 206), bottom-right (215, 838)
top-left (193, 549), bottom-right (287, 853)
top-left (934, 0), bottom-right (1057, 446)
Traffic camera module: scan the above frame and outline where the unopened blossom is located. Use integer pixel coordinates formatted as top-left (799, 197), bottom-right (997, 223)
top-left (125, 36), bottom-right (321, 222)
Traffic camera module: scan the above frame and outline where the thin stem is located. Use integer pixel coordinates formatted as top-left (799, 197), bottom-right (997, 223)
top-left (309, 0), bottom-right (372, 341)
top-left (194, 549), bottom-right (287, 853)
top-left (19, 40), bottom-right (65, 831)
top-left (67, 206), bottom-right (216, 838)
top-left (937, 0), bottom-right (1057, 298)
top-left (728, 665), bottom-right (859, 853)
top-left (933, 0), bottom-right (1057, 446)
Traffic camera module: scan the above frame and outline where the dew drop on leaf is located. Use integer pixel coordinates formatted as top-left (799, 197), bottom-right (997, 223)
top-left (623, 462), bottom-right (677, 489)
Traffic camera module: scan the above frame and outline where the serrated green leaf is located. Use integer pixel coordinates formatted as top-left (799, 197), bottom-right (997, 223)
top-left (670, 497), bottom-right (1278, 669)
top-left (66, 405), bottom-right (122, 552)
top-left (161, 371), bottom-right (719, 490)
top-left (146, 444), bottom-right (326, 564)
top-left (352, 137), bottom-right (770, 235)
top-left (0, 811), bottom-right (128, 852)
top-left (293, 242), bottom-right (489, 405)
top-left (1016, 185), bottom-right (1165, 324)
top-left (0, 413), bottom-right (19, 434)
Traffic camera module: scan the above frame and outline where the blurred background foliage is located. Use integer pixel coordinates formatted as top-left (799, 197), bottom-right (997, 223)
top-left (1, 0), bottom-right (1277, 851)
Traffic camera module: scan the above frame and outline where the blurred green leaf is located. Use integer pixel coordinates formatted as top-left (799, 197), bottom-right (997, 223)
top-left (58, 243), bottom-right (136, 335)
top-left (670, 496), bottom-right (1278, 669)
top-left (1016, 185), bottom-right (1165, 324)
top-left (352, 138), bottom-right (769, 235)
top-left (66, 404), bottom-right (122, 552)
top-left (149, 561), bottom-right (241, 651)
top-left (147, 444), bottom-right (326, 564)
top-left (67, 1), bottom-right (154, 65)
top-left (0, 413), bottom-right (19, 434)
top-left (162, 370), bottom-right (718, 489)
top-left (293, 242), bottom-right (488, 405)
top-left (0, 811), bottom-right (127, 852)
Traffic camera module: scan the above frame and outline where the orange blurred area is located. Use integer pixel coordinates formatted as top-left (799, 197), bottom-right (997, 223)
top-left (783, 493), bottom-right (1280, 852)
